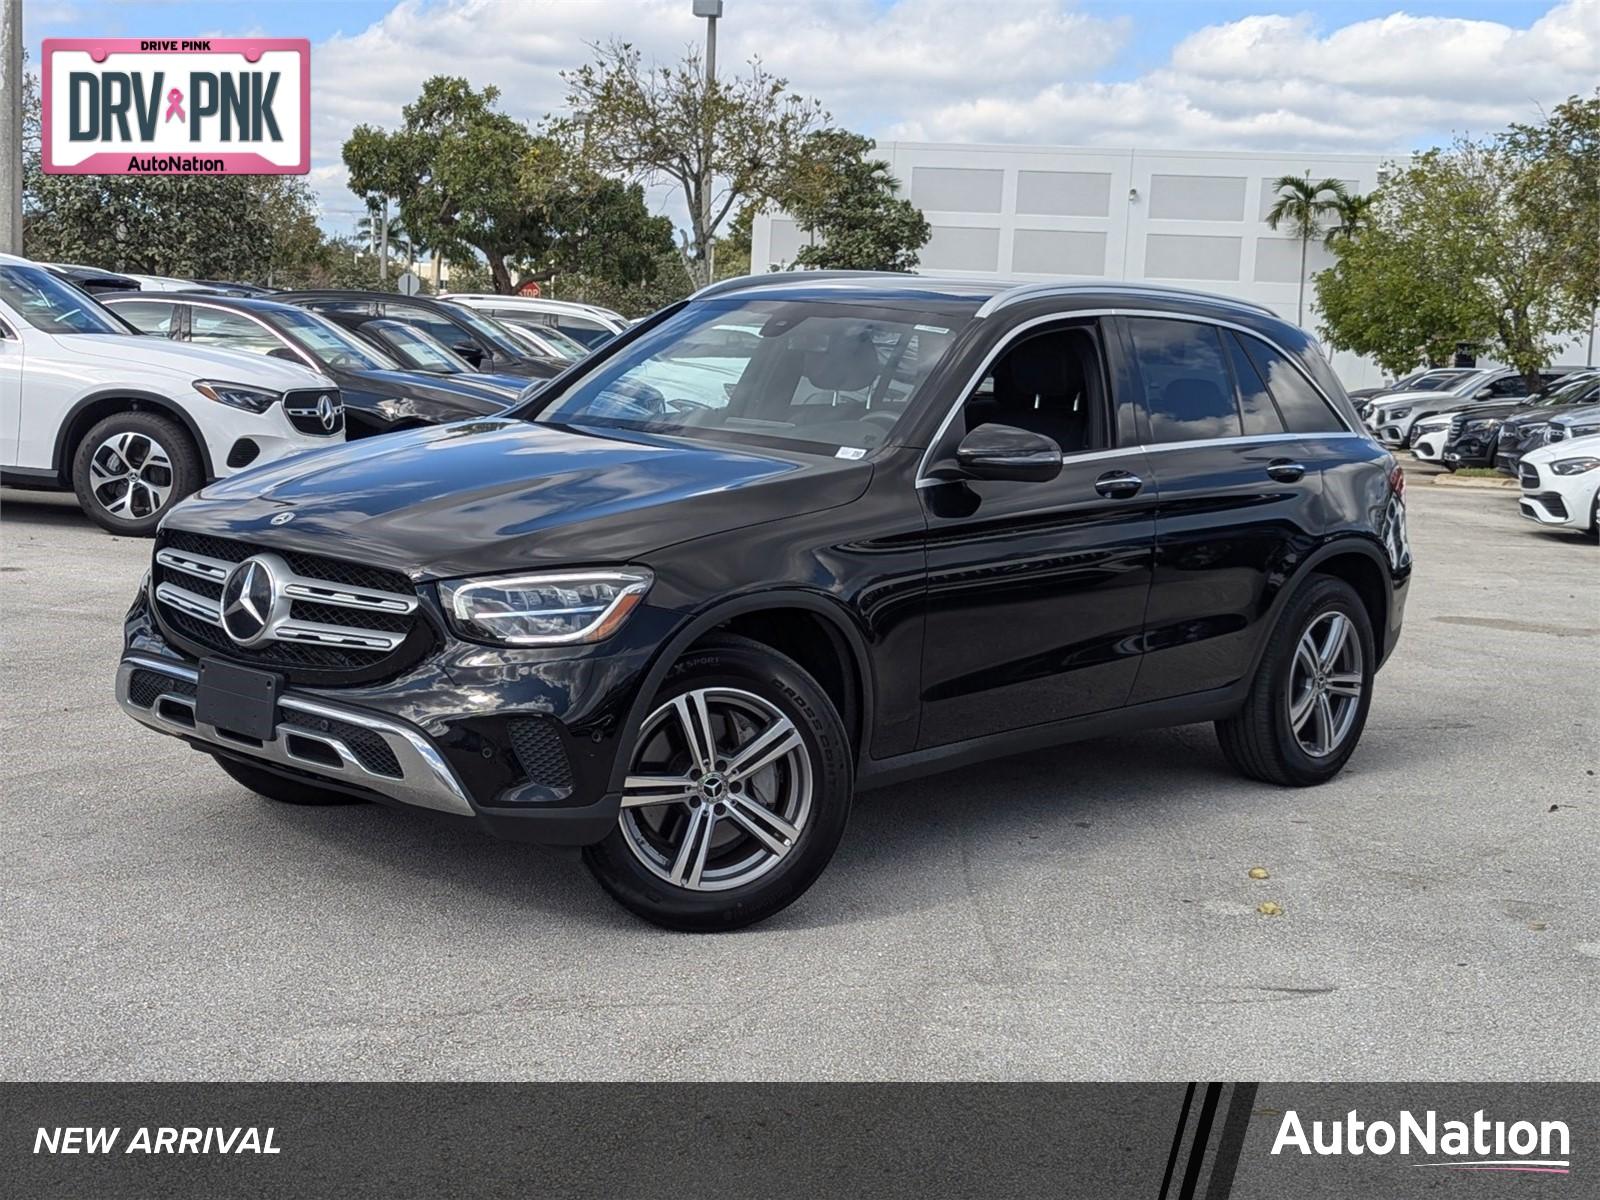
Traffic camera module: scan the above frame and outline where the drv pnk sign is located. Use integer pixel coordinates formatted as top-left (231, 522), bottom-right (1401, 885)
top-left (41, 39), bottom-right (310, 175)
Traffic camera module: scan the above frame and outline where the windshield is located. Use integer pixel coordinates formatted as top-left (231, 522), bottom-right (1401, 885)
top-left (441, 303), bottom-right (534, 357)
top-left (526, 323), bottom-right (589, 358)
top-left (532, 299), bottom-right (967, 456)
top-left (0, 264), bottom-right (127, 335)
top-left (1411, 370), bottom-right (1472, 391)
top-left (368, 319), bottom-right (475, 374)
top-left (265, 307), bottom-right (398, 371)
top-left (1533, 374), bottom-right (1600, 406)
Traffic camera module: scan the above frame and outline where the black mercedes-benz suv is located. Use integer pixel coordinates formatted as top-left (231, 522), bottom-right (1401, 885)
top-left (116, 273), bottom-right (1411, 930)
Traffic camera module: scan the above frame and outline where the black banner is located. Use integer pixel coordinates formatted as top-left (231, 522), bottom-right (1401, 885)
top-left (2, 1083), bottom-right (1591, 1197)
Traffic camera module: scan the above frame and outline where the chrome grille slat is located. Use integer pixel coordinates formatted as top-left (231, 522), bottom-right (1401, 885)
top-left (154, 548), bottom-right (232, 583)
top-left (272, 619), bottom-right (405, 651)
top-left (155, 581), bottom-right (223, 625)
top-left (279, 579), bottom-right (417, 615)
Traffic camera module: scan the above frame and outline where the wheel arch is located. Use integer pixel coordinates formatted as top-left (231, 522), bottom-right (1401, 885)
top-left (607, 590), bottom-right (875, 794)
top-left (54, 389), bottom-right (216, 485)
top-left (1249, 536), bottom-right (1393, 680)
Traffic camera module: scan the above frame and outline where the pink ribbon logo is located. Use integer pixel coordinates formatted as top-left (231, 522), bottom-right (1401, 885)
top-left (164, 88), bottom-right (185, 123)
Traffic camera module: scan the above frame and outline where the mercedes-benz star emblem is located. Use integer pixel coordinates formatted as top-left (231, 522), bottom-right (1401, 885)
top-left (220, 557), bottom-right (276, 646)
top-left (316, 393), bottom-right (337, 431)
top-left (269, 511), bottom-right (295, 526)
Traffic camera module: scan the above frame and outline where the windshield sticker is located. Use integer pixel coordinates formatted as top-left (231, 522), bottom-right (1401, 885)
top-left (915, 324), bottom-right (949, 335)
top-left (836, 447), bottom-right (867, 460)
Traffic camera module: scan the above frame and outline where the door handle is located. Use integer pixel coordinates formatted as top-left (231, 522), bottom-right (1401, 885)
top-left (1094, 470), bottom-right (1142, 499)
top-left (1266, 459), bottom-right (1307, 483)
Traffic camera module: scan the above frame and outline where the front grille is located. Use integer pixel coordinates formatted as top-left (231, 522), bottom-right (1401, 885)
top-left (508, 717), bottom-right (574, 790)
top-left (1448, 416), bottom-right (1465, 440)
top-left (281, 388), bottom-right (344, 437)
top-left (1520, 464), bottom-right (1540, 489)
top-left (151, 529), bottom-right (432, 684)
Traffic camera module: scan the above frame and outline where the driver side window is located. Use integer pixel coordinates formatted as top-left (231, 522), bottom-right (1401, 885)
top-left (956, 323), bottom-right (1108, 455)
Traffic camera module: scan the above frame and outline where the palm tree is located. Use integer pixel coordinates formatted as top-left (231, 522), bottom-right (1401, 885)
top-left (1324, 191), bottom-right (1375, 247)
top-left (1265, 175), bottom-right (1349, 324)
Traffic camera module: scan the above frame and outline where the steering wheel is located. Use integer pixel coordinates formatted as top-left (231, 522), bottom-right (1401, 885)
top-left (862, 411), bottom-right (900, 433)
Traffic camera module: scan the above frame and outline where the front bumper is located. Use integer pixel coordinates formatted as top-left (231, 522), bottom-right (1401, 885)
top-left (1410, 429), bottom-right (1448, 461)
top-left (115, 592), bottom-right (661, 846)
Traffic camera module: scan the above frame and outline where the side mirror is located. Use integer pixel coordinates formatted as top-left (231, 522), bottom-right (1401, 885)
top-left (451, 341), bottom-right (485, 367)
top-left (951, 423), bottom-right (1063, 483)
top-left (267, 347), bottom-right (301, 363)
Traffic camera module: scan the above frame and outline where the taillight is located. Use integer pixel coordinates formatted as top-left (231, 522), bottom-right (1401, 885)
top-left (1389, 464), bottom-right (1406, 498)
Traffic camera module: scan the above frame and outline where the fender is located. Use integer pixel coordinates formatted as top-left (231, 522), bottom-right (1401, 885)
top-left (1245, 532), bottom-right (1395, 680)
top-left (52, 388), bottom-right (218, 482)
top-left (605, 588), bottom-right (878, 794)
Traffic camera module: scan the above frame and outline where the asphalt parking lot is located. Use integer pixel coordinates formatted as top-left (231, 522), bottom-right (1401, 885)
top-left (2, 478), bottom-right (1596, 1082)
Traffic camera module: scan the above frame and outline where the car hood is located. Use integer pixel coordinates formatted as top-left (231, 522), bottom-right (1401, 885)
top-left (344, 367), bottom-right (513, 414)
top-left (1450, 401), bottom-right (1530, 423)
top-left (54, 333), bottom-right (333, 389)
top-left (1523, 431), bottom-right (1600, 465)
top-left (170, 419), bottom-right (872, 580)
top-left (1369, 389), bottom-right (1461, 413)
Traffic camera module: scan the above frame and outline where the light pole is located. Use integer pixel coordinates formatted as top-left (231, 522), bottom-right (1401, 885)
top-left (693, 0), bottom-right (721, 283)
top-left (0, 0), bottom-right (23, 255)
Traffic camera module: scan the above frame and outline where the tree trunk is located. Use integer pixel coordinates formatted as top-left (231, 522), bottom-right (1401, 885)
top-left (488, 252), bottom-right (513, 295)
top-left (1296, 233), bottom-right (1308, 326)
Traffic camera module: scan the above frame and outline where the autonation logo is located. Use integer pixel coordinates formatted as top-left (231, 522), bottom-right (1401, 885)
top-left (1272, 1108), bottom-right (1571, 1175)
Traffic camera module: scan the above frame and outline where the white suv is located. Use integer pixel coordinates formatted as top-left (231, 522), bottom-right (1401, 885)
top-left (1518, 432), bottom-right (1600, 536)
top-left (0, 256), bottom-right (343, 536)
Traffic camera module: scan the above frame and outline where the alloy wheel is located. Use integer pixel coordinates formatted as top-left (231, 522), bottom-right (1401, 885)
top-left (88, 431), bottom-right (174, 521)
top-left (1287, 611), bottom-right (1364, 758)
top-left (619, 686), bottom-right (812, 891)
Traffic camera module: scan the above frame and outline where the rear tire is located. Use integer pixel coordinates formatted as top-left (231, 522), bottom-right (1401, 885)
top-left (71, 411), bottom-right (201, 536)
top-left (583, 634), bottom-right (853, 931)
top-left (211, 754), bottom-right (368, 806)
top-left (1216, 576), bottom-right (1375, 787)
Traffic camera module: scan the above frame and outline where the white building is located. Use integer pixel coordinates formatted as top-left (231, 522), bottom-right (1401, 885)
top-left (752, 142), bottom-right (1396, 388)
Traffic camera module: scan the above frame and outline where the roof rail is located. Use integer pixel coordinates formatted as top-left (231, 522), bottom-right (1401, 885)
top-left (690, 269), bottom-right (916, 302)
top-left (975, 280), bottom-right (1278, 320)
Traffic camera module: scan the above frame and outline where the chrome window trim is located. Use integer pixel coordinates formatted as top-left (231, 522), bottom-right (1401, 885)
top-left (913, 306), bottom-right (1359, 487)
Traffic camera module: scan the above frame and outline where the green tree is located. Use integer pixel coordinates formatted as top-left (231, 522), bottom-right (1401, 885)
top-left (1265, 175), bottom-right (1349, 324)
top-left (1315, 222), bottom-right (1481, 376)
top-left (562, 40), bottom-right (826, 287)
top-left (518, 137), bottom-right (676, 286)
top-left (1504, 92), bottom-right (1600, 344)
top-left (344, 77), bottom-right (547, 293)
top-left (779, 129), bottom-right (929, 272)
top-left (1316, 136), bottom-right (1589, 385)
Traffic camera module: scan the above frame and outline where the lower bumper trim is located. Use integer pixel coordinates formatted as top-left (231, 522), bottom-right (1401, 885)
top-left (116, 653), bottom-right (476, 817)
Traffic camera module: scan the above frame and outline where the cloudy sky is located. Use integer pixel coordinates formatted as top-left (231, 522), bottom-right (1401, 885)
top-left (25, 0), bottom-right (1600, 232)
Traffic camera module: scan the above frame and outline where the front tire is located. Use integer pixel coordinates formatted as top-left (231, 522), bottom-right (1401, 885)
top-left (211, 753), bottom-right (367, 806)
top-left (71, 411), bottom-right (201, 536)
top-left (1215, 576), bottom-right (1376, 786)
top-left (583, 634), bottom-right (853, 931)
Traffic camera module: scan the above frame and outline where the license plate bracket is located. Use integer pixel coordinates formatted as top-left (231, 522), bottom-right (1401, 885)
top-left (195, 659), bottom-right (282, 741)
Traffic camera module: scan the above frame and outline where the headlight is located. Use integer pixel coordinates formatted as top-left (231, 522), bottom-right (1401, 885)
top-left (193, 379), bottom-right (279, 414)
top-left (439, 569), bottom-right (653, 646)
top-left (1550, 457), bottom-right (1600, 476)
top-left (1464, 418), bottom-right (1498, 434)
top-left (1570, 425), bottom-right (1599, 439)
top-left (1387, 407), bottom-right (1411, 420)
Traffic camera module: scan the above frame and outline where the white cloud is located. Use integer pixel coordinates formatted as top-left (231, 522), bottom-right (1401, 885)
top-left (294, 0), bottom-right (1600, 230)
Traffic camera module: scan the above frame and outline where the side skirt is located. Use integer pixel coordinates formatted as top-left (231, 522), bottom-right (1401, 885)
top-left (855, 682), bottom-right (1247, 792)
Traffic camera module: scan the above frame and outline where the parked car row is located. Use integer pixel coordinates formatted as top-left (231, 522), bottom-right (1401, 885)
top-left (0, 252), bottom-right (630, 534)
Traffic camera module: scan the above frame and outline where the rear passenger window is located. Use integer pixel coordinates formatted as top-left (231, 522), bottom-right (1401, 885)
top-left (1125, 317), bottom-right (1240, 443)
top-left (1237, 334), bottom-right (1344, 433)
top-left (1223, 334), bottom-right (1285, 436)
